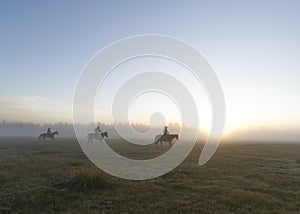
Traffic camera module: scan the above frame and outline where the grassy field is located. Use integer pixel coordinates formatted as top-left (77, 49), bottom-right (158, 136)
top-left (0, 138), bottom-right (299, 213)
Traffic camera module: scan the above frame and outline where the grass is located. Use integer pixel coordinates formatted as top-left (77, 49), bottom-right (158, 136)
top-left (0, 138), bottom-right (299, 213)
top-left (60, 167), bottom-right (119, 191)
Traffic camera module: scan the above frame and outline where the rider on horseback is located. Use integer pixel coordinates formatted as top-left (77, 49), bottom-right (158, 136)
top-left (94, 124), bottom-right (103, 136)
top-left (163, 126), bottom-right (169, 136)
top-left (47, 128), bottom-right (51, 134)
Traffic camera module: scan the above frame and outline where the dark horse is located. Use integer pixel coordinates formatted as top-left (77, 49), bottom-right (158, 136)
top-left (87, 132), bottom-right (108, 143)
top-left (38, 131), bottom-right (59, 140)
top-left (154, 134), bottom-right (179, 147)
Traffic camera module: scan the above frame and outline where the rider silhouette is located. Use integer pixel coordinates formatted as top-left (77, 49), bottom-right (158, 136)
top-left (47, 128), bottom-right (51, 134)
top-left (163, 126), bottom-right (169, 135)
top-left (94, 125), bottom-right (102, 135)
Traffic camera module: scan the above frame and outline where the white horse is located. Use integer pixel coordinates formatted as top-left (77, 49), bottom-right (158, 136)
top-left (86, 132), bottom-right (108, 143)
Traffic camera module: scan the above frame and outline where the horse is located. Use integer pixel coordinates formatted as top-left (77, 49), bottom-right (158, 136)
top-left (154, 134), bottom-right (179, 147)
top-left (87, 132), bottom-right (108, 143)
top-left (38, 131), bottom-right (59, 140)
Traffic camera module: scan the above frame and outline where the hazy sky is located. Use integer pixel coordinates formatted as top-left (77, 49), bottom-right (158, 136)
top-left (1, 0), bottom-right (300, 133)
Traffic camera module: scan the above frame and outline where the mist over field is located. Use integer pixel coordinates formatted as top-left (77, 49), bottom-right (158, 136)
top-left (1, 121), bottom-right (299, 143)
top-left (0, 121), bottom-right (182, 139)
top-left (224, 126), bottom-right (300, 143)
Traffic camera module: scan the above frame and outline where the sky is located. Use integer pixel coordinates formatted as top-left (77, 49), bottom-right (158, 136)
top-left (0, 0), bottom-right (300, 136)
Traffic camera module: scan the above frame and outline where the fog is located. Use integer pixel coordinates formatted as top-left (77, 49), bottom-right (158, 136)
top-left (224, 126), bottom-right (300, 143)
top-left (0, 121), bottom-right (299, 143)
top-left (0, 121), bottom-right (181, 140)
